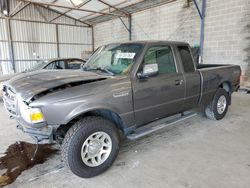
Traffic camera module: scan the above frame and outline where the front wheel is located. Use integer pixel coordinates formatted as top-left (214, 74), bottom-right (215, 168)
top-left (205, 88), bottom-right (229, 120)
top-left (61, 116), bottom-right (120, 178)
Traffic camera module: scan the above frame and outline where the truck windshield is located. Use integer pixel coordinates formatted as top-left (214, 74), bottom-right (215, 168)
top-left (83, 44), bottom-right (143, 75)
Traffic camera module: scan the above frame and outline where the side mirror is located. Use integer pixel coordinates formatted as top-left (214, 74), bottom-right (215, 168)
top-left (137, 63), bottom-right (159, 79)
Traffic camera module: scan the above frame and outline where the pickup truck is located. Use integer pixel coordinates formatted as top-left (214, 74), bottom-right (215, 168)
top-left (2, 41), bottom-right (241, 178)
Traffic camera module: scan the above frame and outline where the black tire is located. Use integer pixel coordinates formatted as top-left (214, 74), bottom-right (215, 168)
top-left (205, 88), bottom-right (229, 120)
top-left (62, 116), bottom-right (120, 178)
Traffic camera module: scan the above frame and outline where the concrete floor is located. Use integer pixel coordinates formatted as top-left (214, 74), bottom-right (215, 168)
top-left (1, 92), bottom-right (250, 188)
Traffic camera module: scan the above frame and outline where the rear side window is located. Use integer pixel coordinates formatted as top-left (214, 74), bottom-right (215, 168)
top-left (178, 46), bottom-right (195, 73)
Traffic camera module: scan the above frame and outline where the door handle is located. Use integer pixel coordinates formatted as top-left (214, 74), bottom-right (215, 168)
top-left (175, 79), bottom-right (183, 85)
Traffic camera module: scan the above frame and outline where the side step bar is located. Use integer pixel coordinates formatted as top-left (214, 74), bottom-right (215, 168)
top-left (126, 111), bottom-right (197, 140)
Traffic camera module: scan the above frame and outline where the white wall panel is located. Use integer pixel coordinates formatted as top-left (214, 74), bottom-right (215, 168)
top-left (13, 43), bottom-right (57, 60)
top-left (0, 19), bottom-right (7, 41)
top-left (59, 44), bottom-right (92, 58)
top-left (11, 20), bottom-right (56, 42)
top-left (58, 25), bottom-right (92, 44)
top-left (0, 42), bottom-right (10, 60)
top-left (1, 61), bottom-right (14, 75)
top-left (15, 61), bottom-right (38, 73)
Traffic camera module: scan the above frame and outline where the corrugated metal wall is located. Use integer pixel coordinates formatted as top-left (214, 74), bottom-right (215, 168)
top-left (0, 18), bottom-right (12, 75)
top-left (58, 25), bottom-right (92, 59)
top-left (0, 1), bottom-right (93, 75)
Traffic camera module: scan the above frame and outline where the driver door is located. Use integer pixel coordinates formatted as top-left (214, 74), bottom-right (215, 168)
top-left (132, 45), bottom-right (185, 126)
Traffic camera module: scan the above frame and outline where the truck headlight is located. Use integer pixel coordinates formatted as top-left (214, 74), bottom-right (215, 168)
top-left (19, 100), bottom-right (44, 123)
top-left (29, 108), bottom-right (44, 123)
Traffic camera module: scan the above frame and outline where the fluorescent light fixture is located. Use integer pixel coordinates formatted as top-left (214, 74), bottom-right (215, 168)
top-left (66, 0), bottom-right (83, 6)
top-left (3, 9), bottom-right (8, 15)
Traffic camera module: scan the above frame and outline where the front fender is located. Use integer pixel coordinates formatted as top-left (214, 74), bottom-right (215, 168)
top-left (63, 103), bottom-right (122, 125)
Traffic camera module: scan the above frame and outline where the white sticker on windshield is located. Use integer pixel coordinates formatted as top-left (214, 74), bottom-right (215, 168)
top-left (116, 53), bottom-right (136, 59)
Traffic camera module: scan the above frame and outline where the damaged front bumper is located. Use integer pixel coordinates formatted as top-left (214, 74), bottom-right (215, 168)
top-left (16, 118), bottom-right (58, 144)
top-left (2, 85), bottom-right (58, 144)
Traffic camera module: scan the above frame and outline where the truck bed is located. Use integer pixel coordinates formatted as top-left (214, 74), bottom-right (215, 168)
top-left (196, 64), bottom-right (241, 106)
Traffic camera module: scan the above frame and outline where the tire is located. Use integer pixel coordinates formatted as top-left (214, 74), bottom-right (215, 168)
top-left (205, 88), bottom-right (229, 120)
top-left (62, 116), bottom-right (120, 178)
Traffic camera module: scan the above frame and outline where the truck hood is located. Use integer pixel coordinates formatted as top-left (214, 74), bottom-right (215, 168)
top-left (4, 70), bottom-right (109, 102)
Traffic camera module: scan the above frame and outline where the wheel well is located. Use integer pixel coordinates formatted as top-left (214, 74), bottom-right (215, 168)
top-left (218, 81), bottom-right (232, 105)
top-left (54, 109), bottom-right (124, 142)
top-left (219, 82), bottom-right (231, 93)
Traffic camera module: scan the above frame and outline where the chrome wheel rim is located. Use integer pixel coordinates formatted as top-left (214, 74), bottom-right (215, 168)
top-left (81, 132), bottom-right (112, 167)
top-left (217, 95), bottom-right (227, 114)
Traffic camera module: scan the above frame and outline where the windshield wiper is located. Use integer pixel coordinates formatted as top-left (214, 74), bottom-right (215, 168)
top-left (85, 67), bottom-right (115, 76)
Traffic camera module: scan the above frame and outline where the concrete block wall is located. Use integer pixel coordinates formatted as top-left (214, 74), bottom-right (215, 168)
top-left (94, 17), bottom-right (129, 47)
top-left (204, 0), bottom-right (250, 84)
top-left (131, 0), bottom-right (200, 45)
top-left (93, 0), bottom-right (250, 83)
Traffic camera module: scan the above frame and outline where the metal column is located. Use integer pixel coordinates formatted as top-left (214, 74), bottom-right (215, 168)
top-left (5, 18), bottom-right (15, 72)
top-left (194, 0), bottom-right (206, 63)
top-left (128, 14), bottom-right (132, 41)
top-left (91, 26), bottom-right (95, 51)
top-left (118, 14), bottom-right (132, 41)
top-left (55, 24), bottom-right (60, 58)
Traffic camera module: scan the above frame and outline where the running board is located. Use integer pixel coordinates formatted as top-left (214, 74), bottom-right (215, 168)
top-left (126, 111), bottom-right (197, 140)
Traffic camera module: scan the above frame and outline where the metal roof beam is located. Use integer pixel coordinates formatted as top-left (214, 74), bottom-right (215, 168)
top-left (84, 0), bottom-right (178, 24)
top-left (9, 1), bottom-right (23, 16)
top-left (69, 0), bottom-right (77, 7)
top-left (14, 0), bottom-right (92, 27)
top-left (42, 4), bottom-right (92, 27)
top-left (51, 0), bottom-right (59, 3)
top-left (49, 0), bottom-right (92, 23)
top-left (49, 8), bottom-right (72, 22)
top-left (10, 2), bottom-right (30, 17)
top-left (78, 0), bottom-right (128, 21)
top-left (18, 0), bottom-right (126, 17)
top-left (96, 0), bottom-right (129, 17)
top-left (0, 16), bottom-right (91, 28)
top-left (34, 5), bottom-right (48, 22)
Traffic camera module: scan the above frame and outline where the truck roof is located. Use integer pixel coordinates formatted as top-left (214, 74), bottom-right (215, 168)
top-left (45, 57), bottom-right (84, 62)
top-left (107, 40), bottom-right (189, 46)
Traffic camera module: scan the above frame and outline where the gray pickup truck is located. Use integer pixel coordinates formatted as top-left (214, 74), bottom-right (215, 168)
top-left (2, 41), bottom-right (241, 178)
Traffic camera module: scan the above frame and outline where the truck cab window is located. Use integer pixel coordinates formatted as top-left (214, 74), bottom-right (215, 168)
top-left (67, 60), bottom-right (82, 69)
top-left (45, 61), bottom-right (65, 70)
top-left (144, 46), bottom-right (176, 74)
top-left (177, 46), bottom-right (195, 73)
top-left (54, 60), bottom-right (65, 69)
top-left (44, 62), bottom-right (54, 70)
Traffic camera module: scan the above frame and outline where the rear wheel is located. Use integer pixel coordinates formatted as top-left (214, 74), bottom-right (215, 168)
top-left (62, 116), bottom-right (120, 178)
top-left (205, 88), bottom-right (229, 120)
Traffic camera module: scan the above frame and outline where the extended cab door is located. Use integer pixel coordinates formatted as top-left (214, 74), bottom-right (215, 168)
top-left (176, 45), bottom-right (201, 109)
top-left (132, 45), bottom-right (185, 126)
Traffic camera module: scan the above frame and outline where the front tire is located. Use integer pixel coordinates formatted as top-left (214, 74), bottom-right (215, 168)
top-left (205, 88), bottom-right (229, 120)
top-left (62, 116), bottom-right (120, 178)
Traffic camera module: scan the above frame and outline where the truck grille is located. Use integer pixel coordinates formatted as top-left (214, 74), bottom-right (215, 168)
top-left (3, 86), bottom-right (18, 116)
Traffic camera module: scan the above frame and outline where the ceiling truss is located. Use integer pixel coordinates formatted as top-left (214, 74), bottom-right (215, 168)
top-left (1, 0), bottom-right (180, 28)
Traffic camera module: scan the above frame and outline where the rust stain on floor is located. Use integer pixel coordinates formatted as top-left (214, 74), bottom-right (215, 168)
top-left (0, 141), bottom-right (58, 187)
